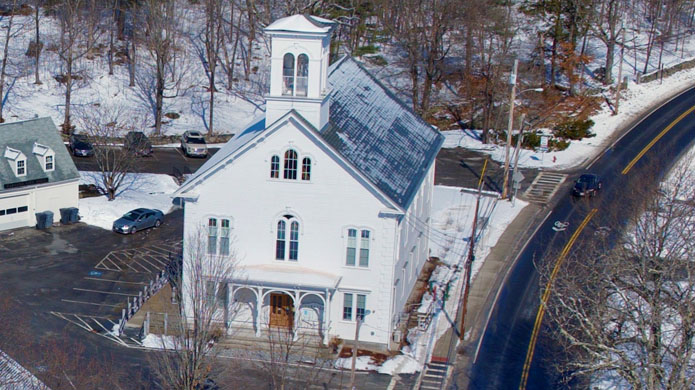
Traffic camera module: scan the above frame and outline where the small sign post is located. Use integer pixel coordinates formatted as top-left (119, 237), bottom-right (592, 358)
top-left (539, 135), bottom-right (550, 164)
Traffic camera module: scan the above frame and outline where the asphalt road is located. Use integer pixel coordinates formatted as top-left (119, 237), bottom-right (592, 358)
top-left (465, 86), bottom-right (695, 389)
top-left (71, 144), bottom-right (538, 192)
top-left (69, 145), bottom-right (219, 177)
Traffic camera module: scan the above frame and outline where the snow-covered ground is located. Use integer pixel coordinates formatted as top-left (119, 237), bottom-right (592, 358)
top-left (78, 172), bottom-right (179, 230)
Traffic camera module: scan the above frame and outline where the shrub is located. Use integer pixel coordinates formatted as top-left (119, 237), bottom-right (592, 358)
top-left (553, 118), bottom-right (595, 140)
top-left (353, 45), bottom-right (379, 57)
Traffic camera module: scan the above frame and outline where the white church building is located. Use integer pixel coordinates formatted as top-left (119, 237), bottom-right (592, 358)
top-left (174, 14), bottom-right (443, 349)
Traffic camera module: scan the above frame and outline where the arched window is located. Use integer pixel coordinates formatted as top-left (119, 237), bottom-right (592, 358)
top-left (276, 215), bottom-right (300, 261)
top-left (289, 221), bottom-right (299, 260)
top-left (275, 220), bottom-right (286, 260)
top-left (296, 54), bottom-right (309, 97)
top-left (282, 53), bottom-right (295, 96)
top-left (301, 157), bottom-right (311, 181)
top-left (284, 149), bottom-right (298, 180)
top-left (270, 155), bottom-right (280, 178)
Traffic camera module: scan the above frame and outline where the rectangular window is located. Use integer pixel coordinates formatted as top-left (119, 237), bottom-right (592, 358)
top-left (0, 210), bottom-right (4, 216)
top-left (45, 155), bottom-right (54, 171)
top-left (219, 219), bottom-right (230, 256)
top-left (346, 229), bottom-right (357, 266)
top-left (359, 230), bottom-right (370, 267)
top-left (207, 218), bottom-right (217, 255)
top-left (6, 208), bottom-right (16, 215)
top-left (16, 160), bottom-right (25, 176)
top-left (356, 294), bottom-right (366, 321)
top-left (17, 206), bottom-right (27, 213)
top-left (205, 280), bottom-right (216, 306)
top-left (343, 293), bottom-right (353, 321)
top-left (217, 283), bottom-right (228, 309)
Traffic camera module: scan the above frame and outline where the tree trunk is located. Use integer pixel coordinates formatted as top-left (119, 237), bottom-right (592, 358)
top-left (34, 3), bottom-right (41, 84)
top-left (128, 37), bottom-right (135, 87)
top-left (0, 1), bottom-right (16, 123)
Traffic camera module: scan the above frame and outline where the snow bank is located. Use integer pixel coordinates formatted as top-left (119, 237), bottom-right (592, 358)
top-left (78, 172), bottom-right (179, 230)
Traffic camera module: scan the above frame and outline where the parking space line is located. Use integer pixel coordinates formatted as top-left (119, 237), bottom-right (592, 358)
top-left (144, 254), bottom-right (169, 267)
top-left (73, 288), bottom-right (139, 296)
top-left (83, 277), bottom-right (148, 285)
top-left (61, 299), bottom-right (121, 308)
top-left (50, 311), bottom-right (112, 320)
top-left (137, 255), bottom-right (163, 271)
top-left (130, 257), bottom-right (154, 273)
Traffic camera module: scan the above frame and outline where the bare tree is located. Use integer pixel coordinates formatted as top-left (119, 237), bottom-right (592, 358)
top-left (76, 105), bottom-right (141, 200)
top-left (54, 0), bottom-right (102, 134)
top-left (140, 0), bottom-right (187, 135)
top-left (0, 0), bottom-right (29, 123)
top-left (247, 326), bottom-right (340, 390)
top-left (541, 156), bottom-right (695, 389)
top-left (31, 0), bottom-right (43, 85)
top-left (378, 0), bottom-right (458, 116)
top-left (148, 226), bottom-right (239, 390)
top-left (195, 0), bottom-right (224, 136)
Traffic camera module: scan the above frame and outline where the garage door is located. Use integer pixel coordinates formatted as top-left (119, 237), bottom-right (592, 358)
top-left (0, 194), bottom-right (30, 231)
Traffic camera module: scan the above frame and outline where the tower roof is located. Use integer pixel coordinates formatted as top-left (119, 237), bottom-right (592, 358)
top-left (265, 14), bottom-right (335, 35)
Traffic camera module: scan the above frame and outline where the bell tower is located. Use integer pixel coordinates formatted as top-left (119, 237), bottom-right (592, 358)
top-left (264, 15), bottom-right (335, 130)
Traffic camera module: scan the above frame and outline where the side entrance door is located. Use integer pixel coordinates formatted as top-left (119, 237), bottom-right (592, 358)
top-left (269, 293), bottom-right (294, 329)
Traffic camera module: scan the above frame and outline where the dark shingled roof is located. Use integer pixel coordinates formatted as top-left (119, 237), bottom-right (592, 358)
top-left (0, 117), bottom-right (79, 191)
top-left (322, 57), bottom-right (444, 209)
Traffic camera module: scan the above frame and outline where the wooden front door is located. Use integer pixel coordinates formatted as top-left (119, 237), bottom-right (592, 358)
top-left (269, 293), bottom-right (294, 329)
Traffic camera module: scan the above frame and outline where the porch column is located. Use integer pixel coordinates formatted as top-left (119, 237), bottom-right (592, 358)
top-left (224, 282), bottom-right (231, 328)
top-left (255, 288), bottom-right (262, 337)
top-left (292, 290), bottom-right (300, 341)
top-left (323, 288), bottom-right (330, 345)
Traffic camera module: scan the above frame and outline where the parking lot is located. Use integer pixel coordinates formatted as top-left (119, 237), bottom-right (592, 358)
top-left (0, 209), bottom-right (182, 347)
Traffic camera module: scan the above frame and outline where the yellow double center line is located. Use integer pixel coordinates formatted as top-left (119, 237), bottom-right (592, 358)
top-left (622, 105), bottom-right (695, 175)
top-left (518, 208), bottom-right (598, 389)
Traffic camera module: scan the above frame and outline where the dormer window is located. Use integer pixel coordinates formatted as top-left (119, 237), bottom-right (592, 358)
top-left (4, 146), bottom-right (26, 177)
top-left (45, 155), bottom-right (54, 171)
top-left (32, 142), bottom-right (54, 172)
top-left (16, 159), bottom-right (25, 176)
top-left (282, 53), bottom-right (309, 97)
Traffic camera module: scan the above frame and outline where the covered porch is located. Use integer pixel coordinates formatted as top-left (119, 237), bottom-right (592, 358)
top-left (224, 264), bottom-right (341, 345)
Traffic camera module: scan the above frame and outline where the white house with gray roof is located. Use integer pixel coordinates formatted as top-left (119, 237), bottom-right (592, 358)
top-left (174, 14), bottom-right (443, 349)
top-left (0, 117), bottom-right (79, 231)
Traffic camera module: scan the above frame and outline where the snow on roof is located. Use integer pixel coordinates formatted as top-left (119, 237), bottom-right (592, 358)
top-left (237, 264), bottom-right (341, 291)
top-left (32, 142), bottom-right (50, 156)
top-left (3, 146), bottom-right (21, 160)
top-left (264, 14), bottom-right (335, 35)
top-left (0, 350), bottom-right (50, 390)
top-left (322, 57), bottom-right (444, 209)
top-left (177, 115), bottom-right (266, 193)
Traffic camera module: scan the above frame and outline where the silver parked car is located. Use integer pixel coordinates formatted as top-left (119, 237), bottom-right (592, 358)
top-left (112, 208), bottom-right (163, 234)
top-left (180, 131), bottom-right (208, 157)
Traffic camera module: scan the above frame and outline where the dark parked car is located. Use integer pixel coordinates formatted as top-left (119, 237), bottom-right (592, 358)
top-left (68, 134), bottom-right (94, 157)
top-left (112, 208), bottom-right (163, 234)
top-left (125, 131), bottom-right (153, 157)
top-left (572, 173), bottom-right (602, 197)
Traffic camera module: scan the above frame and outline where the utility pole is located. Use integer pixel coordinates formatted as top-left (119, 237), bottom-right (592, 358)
top-left (614, 23), bottom-right (626, 115)
top-left (502, 59), bottom-right (518, 199)
top-left (511, 113), bottom-right (526, 204)
top-left (459, 159), bottom-right (488, 340)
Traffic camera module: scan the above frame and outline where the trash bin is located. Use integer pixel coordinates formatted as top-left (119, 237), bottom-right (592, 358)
top-left (35, 212), bottom-right (46, 229)
top-left (44, 210), bottom-right (53, 228)
top-left (60, 208), bottom-right (71, 225)
top-left (69, 207), bottom-right (80, 223)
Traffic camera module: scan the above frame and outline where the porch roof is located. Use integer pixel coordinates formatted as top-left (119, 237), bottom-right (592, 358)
top-left (234, 264), bottom-right (342, 292)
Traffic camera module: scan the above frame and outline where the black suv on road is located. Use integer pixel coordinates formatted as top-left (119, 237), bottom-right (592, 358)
top-left (572, 173), bottom-right (602, 197)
